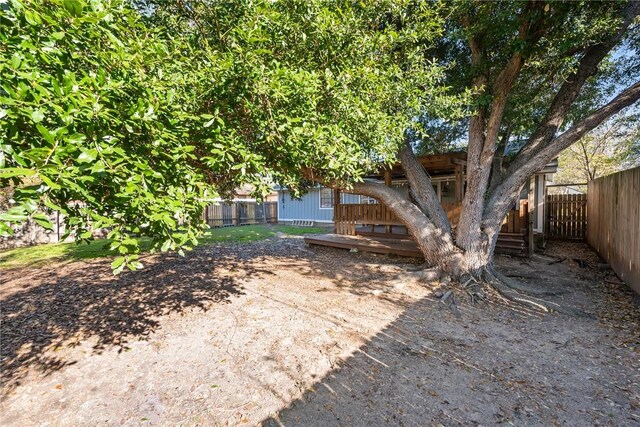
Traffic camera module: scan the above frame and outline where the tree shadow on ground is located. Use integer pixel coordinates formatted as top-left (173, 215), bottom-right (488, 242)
top-left (0, 238), bottom-right (417, 395)
top-left (262, 281), bottom-right (639, 426)
top-left (0, 247), bottom-right (274, 393)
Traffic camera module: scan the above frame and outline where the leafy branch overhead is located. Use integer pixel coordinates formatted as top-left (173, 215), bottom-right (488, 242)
top-left (1, 0), bottom-right (467, 272)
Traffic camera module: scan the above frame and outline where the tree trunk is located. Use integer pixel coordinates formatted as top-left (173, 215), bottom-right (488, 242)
top-left (351, 178), bottom-right (497, 280)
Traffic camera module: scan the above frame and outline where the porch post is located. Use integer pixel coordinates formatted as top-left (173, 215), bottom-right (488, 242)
top-left (454, 163), bottom-right (464, 204)
top-left (528, 177), bottom-right (535, 256)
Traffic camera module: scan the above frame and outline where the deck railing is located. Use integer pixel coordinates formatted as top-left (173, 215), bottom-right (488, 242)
top-left (334, 200), bottom-right (528, 236)
top-left (501, 200), bottom-right (529, 234)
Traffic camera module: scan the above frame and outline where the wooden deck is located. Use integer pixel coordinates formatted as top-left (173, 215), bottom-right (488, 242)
top-left (305, 231), bottom-right (530, 259)
top-left (304, 234), bottom-right (423, 258)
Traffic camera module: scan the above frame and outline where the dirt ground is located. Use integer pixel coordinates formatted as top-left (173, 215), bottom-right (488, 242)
top-left (1, 235), bottom-right (639, 426)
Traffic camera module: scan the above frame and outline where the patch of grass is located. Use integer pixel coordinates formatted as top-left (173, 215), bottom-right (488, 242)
top-left (0, 238), bottom-right (154, 270)
top-left (272, 224), bottom-right (329, 235)
top-left (199, 224), bottom-right (278, 243)
top-left (197, 224), bottom-right (328, 243)
top-left (0, 224), bottom-right (327, 270)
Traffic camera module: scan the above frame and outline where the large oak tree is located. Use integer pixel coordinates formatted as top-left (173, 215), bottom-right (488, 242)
top-left (331, 1), bottom-right (640, 287)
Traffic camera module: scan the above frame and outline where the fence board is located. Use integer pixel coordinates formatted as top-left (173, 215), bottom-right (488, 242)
top-left (545, 193), bottom-right (587, 239)
top-left (587, 167), bottom-right (640, 294)
top-left (202, 201), bottom-right (277, 227)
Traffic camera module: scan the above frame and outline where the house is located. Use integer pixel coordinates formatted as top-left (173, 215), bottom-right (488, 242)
top-left (277, 152), bottom-right (558, 255)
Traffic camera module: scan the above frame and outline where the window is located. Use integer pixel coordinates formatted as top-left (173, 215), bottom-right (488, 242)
top-left (360, 195), bottom-right (378, 204)
top-left (319, 188), bottom-right (334, 209)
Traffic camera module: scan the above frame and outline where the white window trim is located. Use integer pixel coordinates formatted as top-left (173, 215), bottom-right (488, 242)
top-left (319, 188), bottom-right (334, 209)
top-left (359, 195), bottom-right (378, 204)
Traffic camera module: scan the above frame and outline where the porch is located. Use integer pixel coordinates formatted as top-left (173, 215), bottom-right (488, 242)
top-left (304, 152), bottom-right (537, 259)
top-left (304, 234), bottom-right (423, 258)
top-left (307, 200), bottom-right (532, 258)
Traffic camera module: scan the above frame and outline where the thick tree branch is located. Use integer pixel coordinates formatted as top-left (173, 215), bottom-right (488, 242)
top-left (485, 80), bottom-right (640, 229)
top-left (350, 180), bottom-right (463, 272)
top-left (459, 2), bottom-right (545, 250)
top-left (508, 1), bottom-right (640, 172)
top-left (398, 141), bottom-right (452, 234)
top-left (299, 167), bottom-right (465, 273)
top-left (541, 81), bottom-right (640, 161)
top-left (490, 127), bottom-right (510, 190)
top-left (483, 1), bottom-right (544, 157)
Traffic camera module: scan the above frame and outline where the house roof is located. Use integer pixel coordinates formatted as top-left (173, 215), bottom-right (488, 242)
top-left (274, 151), bottom-right (558, 190)
top-left (367, 151), bottom-right (468, 180)
top-left (367, 151), bottom-right (558, 180)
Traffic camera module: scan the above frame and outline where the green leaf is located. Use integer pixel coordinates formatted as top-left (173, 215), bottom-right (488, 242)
top-left (77, 149), bottom-right (98, 163)
top-left (67, 133), bottom-right (86, 144)
top-left (111, 256), bottom-right (126, 269)
top-left (11, 53), bottom-right (21, 69)
top-left (161, 239), bottom-right (172, 252)
top-left (128, 261), bottom-right (144, 271)
top-left (40, 174), bottom-right (62, 190)
top-left (0, 168), bottom-right (36, 178)
top-left (24, 10), bottom-right (42, 25)
top-left (31, 109), bottom-right (45, 123)
top-left (33, 214), bottom-right (54, 230)
top-left (63, 0), bottom-right (84, 16)
top-left (44, 198), bottom-right (65, 213)
top-left (112, 258), bottom-right (126, 275)
top-left (0, 212), bottom-right (28, 222)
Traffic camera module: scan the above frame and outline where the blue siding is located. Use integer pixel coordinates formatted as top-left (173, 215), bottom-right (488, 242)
top-left (278, 189), bottom-right (360, 222)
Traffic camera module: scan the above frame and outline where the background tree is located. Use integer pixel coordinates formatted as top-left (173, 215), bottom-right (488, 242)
top-left (554, 110), bottom-right (640, 188)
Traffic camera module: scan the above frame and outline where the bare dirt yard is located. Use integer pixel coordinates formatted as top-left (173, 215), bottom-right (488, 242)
top-left (1, 235), bottom-right (639, 426)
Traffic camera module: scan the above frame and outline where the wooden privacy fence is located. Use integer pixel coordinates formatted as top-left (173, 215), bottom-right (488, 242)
top-left (545, 194), bottom-right (588, 239)
top-left (202, 201), bottom-right (277, 227)
top-left (587, 167), bottom-right (640, 294)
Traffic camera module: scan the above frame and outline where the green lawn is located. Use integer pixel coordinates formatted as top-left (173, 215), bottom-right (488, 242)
top-left (0, 224), bottom-right (328, 270)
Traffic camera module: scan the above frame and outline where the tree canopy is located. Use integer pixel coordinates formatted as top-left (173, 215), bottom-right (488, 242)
top-left (1, 0), bottom-right (639, 277)
top-left (413, 1), bottom-right (639, 155)
top-left (1, 0), bottom-right (464, 272)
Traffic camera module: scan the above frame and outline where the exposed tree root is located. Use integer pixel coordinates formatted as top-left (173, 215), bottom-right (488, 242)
top-left (440, 290), bottom-right (461, 317)
top-left (459, 273), bottom-right (488, 305)
top-left (483, 268), bottom-right (594, 318)
top-left (490, 268), bottom-right (564, 297)
top-left (409, 265), bottom-right (591, 318)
